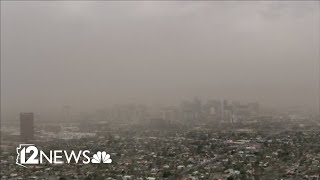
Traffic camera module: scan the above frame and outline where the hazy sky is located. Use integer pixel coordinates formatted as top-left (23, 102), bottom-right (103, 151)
top-left (1, 1), bottom-right (319, 114)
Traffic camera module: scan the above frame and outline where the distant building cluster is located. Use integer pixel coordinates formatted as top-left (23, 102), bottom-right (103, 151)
top-left (178, 98), bottom-right (259, 123)
top-left (71, 99), bottom-right (260, 126)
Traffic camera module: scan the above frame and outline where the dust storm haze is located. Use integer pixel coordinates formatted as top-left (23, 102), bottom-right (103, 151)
top-left (1, 1), bottom-right (319, 119)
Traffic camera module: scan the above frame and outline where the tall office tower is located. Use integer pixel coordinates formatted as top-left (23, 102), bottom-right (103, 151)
top-left (20, 112), bottom-right (34, 142)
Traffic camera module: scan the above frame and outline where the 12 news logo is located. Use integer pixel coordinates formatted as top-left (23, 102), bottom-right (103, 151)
top-left (16, 144), bottom-right (112, 168)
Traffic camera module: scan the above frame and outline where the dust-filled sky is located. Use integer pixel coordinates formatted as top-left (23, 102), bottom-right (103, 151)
top-left (1, 1), bottom-right (319, 115)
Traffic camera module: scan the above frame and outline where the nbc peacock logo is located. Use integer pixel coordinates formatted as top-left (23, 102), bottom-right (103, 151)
top-left (91, 151), bottom-right (112, 164)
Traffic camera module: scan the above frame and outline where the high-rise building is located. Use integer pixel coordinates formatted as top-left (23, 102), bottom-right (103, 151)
top-left (20, 112), bottom-right (34, 141)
